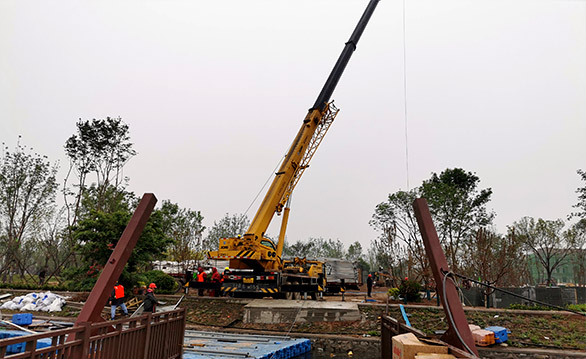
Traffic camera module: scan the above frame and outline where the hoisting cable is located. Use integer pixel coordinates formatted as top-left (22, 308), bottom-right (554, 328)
top-left (402, 0), bottom-right (410, 190)
top-left (269, 299), bottom-right (308, 359)
top-left (444, 270), bottom-right (586, 317)
top-left (243, 155), bottom-right (285, 217)
top-left (441, 271), bottom-right (477, 356)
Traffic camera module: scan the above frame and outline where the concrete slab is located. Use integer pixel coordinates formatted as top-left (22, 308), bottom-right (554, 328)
top-left (243, 299), bottom-right (361, 324)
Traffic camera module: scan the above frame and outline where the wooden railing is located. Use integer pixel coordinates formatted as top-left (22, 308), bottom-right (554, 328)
top-left (0, 308), bottom-right (186, 359)
top-left (381, 315), bottom-right (477, 359)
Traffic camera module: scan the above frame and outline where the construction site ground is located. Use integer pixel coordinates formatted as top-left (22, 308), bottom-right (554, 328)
top-left (0, 287), bottom-right (584, 353)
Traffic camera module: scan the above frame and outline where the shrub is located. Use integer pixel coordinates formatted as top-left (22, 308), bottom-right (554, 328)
top-left (62, 266), bottom-right (99, 291)
top-left (388, 287), bottom-right (400, 300)
top-left (399, 279), bottom-right (422, 302)
top-left (566, 303), bottom-right (586, 313)
top-left (508, 304), bottom-right (552, 311)
top-left (143, 270), bottom-right (177, 293)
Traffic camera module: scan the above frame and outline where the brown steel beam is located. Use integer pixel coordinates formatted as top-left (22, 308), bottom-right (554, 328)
top-left (74, 193), bottom-right (158, 326)
top-left (412, 198), bottom-right (479, 357)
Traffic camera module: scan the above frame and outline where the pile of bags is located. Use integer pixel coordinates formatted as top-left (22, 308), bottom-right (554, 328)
top-left (0, 292), bottom-right (68, 312)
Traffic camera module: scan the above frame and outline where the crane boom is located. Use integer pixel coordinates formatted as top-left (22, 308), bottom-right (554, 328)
top-left (247, 0), bottom-right (380, 244)
top-left (207, 0), bottom-right (379, 296)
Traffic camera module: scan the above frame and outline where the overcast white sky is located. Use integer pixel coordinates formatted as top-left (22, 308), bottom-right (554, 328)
top-left (1, 0), bottom-right (585, 251)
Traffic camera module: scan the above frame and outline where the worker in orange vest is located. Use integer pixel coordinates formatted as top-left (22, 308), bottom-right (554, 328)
top-left (196, 267), bottom-right (205, 296)
top-left (110, 281), bottom-right (128, 320)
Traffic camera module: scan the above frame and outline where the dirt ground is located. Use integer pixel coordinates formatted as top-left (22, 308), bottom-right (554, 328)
top-left (1, 288), bottom-right (584, 351)
top-left (177, 289), bottom-right (586, 351)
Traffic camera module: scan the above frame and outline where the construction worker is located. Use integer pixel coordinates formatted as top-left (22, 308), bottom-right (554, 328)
top-left (367, 274), bottom-right (373, 298)
top-left (110, 281), bottom-right (128, 320)
top-left (142, 283), bottom-right (159, 313)
top-left (210, 267), bottom-right (221, 297)
top-left (196, 267), bottom-right (205, 296)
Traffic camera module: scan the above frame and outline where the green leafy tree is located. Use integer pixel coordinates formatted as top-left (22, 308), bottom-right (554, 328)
top-left (68, 188), bottom-right (173, 289)
top-left (513, 217), bottom-right (577, 286)
top-left (63, 117), bottom-right (136, 225)
top-left (315, 238), bottom-right (345, 259)
top-left (284, 239), bottom-right (315, 258)
top-left (284, 237), bottom-right (345, 259)
top-left (573, 169), bottom-right (586, 219)
top-left (0, 139), bottom-right (58, 282)
top-left (564, 219), bottom-right (586, 286)
top-left (421, 168), bottom-right (494, 272)
top-left (59, 117), bottom-right (136, 282)
top-left (570, 170), bottom-right (586, 285)
top-left (203, 213), bottom-right (250, 251)
top-left (346, 241), bottom-right (363, 262)
top-left (158, 201), bottom-right (206, 267)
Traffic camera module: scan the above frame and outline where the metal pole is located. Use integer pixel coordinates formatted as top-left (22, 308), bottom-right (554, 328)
top-left (74, 193), bottom-right (157, 326)
top-left (412, 198), bottom-right (478, 356)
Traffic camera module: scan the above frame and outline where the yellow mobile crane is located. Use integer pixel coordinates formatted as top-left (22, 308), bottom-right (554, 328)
top-left (207, 0), bottom-right (380, 298)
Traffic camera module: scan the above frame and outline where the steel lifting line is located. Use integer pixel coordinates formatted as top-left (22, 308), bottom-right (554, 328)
top-left (443, 270), bottom-right (586, 317)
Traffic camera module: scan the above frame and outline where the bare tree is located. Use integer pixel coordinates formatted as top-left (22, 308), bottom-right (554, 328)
top-left (513, 217), bottom-right (577, 286)
top-left (462, 227), bottom-right (527, 287)
top-left (0, 139), bottom-right (58, 282)
top-left (567, 219), bottom-right (586, 286)
top-left (159, 200), bottom-right (206, 270)
top-left (369, 189), bottom-right (432, 287)
top-left (203, 213), bottom-right (250, 252)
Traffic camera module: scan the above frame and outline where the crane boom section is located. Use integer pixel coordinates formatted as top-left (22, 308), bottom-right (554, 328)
top-left (247, 103), bottom-right (338, 238)
top-left (209, 0), bottom-right (380, 277)
top-left (246, 0), bottom-right (379, 243)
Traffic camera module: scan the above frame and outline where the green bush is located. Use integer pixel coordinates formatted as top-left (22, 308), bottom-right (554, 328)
top-left (399, 279), bottom-right (422, 302)
top-left (61, 266), bottom-right (99, 291)
top-left (143, 270), bottom-right (178, 293)
top-left (388, 287), bottom-right (400, 299)
top-left (508, 303), bottom-right (552, 311)
top-left (566, 303), bottom-right (586, 313)
top-left (119, 271), bottom-right (148, 291)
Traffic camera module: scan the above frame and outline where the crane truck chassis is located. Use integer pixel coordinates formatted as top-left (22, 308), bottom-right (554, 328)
top-left (191, 0), bottom-right (379, 299)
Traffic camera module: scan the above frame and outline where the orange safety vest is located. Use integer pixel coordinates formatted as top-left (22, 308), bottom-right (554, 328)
top-left (114, 284), bottom-right (125, 299)
top-left (197, 272), bottom-right (205, 282)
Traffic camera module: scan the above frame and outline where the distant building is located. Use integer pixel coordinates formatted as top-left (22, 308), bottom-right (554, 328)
top-left (527, 249), bottom-right (586, 286)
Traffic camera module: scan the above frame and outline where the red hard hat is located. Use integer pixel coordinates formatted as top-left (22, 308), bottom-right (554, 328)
top-left (149, 283), bottom-right (157, 289)
top-left (368, 274), bottom-right (372, 277)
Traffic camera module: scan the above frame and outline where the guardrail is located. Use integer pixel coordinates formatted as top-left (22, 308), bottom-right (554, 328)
top-left (0, 308), bottom-right (186, 359)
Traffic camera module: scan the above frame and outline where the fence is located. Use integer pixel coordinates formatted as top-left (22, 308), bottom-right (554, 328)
top-left (0, 308), bottom-right (186, 359)
top-left (459, 286), bottom-right (586, 308)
